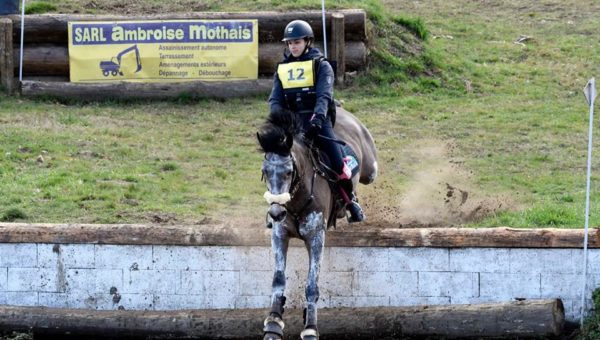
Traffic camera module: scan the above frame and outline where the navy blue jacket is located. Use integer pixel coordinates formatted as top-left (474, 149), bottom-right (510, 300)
top-left (268, 47), bottom-right (334, 117)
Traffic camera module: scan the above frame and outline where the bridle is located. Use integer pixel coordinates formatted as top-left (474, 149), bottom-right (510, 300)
top-left (262, 152), bottom-right (317, 224)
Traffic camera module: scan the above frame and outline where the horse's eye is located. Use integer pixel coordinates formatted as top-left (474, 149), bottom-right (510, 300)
top-left (286, 170), bottom-right (293, 178)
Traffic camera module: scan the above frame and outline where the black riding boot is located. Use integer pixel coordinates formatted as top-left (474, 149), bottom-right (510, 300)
top-left (346, 193), bottom-right (365, 223)
top-left (338, 180), bottom-right (365, 223)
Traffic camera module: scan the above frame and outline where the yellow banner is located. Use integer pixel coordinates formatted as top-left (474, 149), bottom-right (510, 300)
top-left (68, 20), bottom-right (258, 82)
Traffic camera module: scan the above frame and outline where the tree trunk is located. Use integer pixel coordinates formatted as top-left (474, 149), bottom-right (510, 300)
top-left (15, 41), bottom-right (365, 76)
top-left (0, 300), bottom-right (564, 339)
top-left (20, 78), bottom-right (273, 100)
top-left (9, 10), bottom-right (367, 44)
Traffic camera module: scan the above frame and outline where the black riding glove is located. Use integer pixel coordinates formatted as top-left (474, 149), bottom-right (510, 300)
top-left (306, 114), bottom-right (326, 140)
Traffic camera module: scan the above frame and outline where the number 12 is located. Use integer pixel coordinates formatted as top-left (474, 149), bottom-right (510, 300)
top-left (287, 68), bottom-right (305, 81)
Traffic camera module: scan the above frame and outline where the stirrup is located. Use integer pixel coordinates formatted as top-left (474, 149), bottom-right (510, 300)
top-left (346, 200), bottom-right (365, 223)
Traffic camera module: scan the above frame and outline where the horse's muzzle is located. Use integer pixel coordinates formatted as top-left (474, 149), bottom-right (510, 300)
top-left (268, 204), bottom-right (287, 223)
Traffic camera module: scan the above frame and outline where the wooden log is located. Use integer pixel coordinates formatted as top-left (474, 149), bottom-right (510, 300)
top-left (10, 10), bottom-right (366, 44)
top-left (0, 18), bottom-right (14, 94)
top-left (0, 300), bottom-right (564, 338)
top-left (233, 41), bottom-right (367, 74)
top-left (20, 78), bottom-right (273, 100)
top-left (13, 43), bottom-right (68, 76)
top-left (14, 41), bottom-right (366, 76)
top-left (330, 13), bottom-right (345, 86)
top-left (22, 75), bottom-right (69, 82)
top-left (0, 223), bottom-right (599, 248)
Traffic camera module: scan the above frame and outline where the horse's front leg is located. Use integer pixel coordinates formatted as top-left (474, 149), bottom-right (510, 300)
top-left (300, 211), bottom-right (326, 340)
top-left (263, 221), bottom-right (290, 340)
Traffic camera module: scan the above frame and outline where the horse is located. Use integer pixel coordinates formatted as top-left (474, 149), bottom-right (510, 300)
top-left (256, 106), bottom-right (378, 340)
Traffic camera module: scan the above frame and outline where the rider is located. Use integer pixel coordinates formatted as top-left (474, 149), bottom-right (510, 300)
top-left (268, 19), bottom-right (364, 223)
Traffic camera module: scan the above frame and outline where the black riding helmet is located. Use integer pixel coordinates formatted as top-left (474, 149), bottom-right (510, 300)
top-left (282, 20), bottom-right (314, 42)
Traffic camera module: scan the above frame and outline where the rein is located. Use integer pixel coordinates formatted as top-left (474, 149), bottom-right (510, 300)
top-left (285, 138), bottom-right (339, 224)
top-left (262, 136), bottom-right (341, 228)
top-left (284, 155), bottom-right (316, 223)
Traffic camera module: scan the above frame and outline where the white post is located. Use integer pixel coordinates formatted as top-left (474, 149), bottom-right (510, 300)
top-left (581, 77), bottom-right (597, 326)
top-left (19, 0), bottom-right (25, 82)
top-left (320, 0), bottom-right (327, 58)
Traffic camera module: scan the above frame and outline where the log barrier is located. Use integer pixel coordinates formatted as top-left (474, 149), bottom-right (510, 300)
top-left (0, 10), bottom-right (369, 99)
top-left (0, 300), bottom-right (565, 339)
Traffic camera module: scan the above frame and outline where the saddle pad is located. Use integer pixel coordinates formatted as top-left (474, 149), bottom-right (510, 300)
top-left (341, 143), bottom-right (360, 178)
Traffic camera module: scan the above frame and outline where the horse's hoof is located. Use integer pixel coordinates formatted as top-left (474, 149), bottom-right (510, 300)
top-left (300, 327), bottom-right (319, 340)
top-left (263, 333), bottom-right (282, 340)
top-left (263, 315), bottom-right (284, 340)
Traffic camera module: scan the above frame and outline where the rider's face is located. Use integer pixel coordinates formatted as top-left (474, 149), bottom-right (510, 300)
top-left (287, 39), bottom-right (307, 57)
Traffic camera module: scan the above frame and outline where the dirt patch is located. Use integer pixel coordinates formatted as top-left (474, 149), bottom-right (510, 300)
top-left (352, 139), bottom-right (513, 228)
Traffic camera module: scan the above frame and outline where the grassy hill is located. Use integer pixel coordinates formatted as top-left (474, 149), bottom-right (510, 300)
top-left (1, 0), bottom-right (600, 228)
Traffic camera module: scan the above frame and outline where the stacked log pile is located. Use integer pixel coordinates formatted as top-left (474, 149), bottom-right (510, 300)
top-left (0, 10), bottom-right (368, 99)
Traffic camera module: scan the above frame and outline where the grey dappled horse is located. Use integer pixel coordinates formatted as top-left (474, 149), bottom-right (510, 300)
top-left (257, 108), bottom-right (377, 340)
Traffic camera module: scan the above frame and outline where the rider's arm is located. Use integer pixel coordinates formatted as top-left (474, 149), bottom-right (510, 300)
top-left (268, 72), bottom-right (285, 114)
top-left (313, 60), bottom-right (334, 116)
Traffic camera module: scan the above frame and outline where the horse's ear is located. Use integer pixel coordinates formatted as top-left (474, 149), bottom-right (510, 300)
top-left (257, 131), bottom-right (267, 153)
top-left (285, 131), bottom-right (294, 150)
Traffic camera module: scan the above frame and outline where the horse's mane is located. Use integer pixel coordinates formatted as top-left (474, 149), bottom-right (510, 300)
top-left (257, 109), bottom-right (301, 155)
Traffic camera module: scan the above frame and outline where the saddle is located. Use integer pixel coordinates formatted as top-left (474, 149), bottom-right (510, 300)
top-left (306, 139), bottom-right (360, 228)
top-left (308, 140), bottom-right (360, 183)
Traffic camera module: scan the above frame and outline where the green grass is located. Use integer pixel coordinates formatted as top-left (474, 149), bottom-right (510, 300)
top-left (3, 0), bottom-right (600, 227)
top-left (25, 1), bottom-right (57, 14)
top-left (580, 288), bottom-right (600, 339)
top-left (393, 16), bottom-right (429, 41)
top-left (0, 99), bottom-right (268, 224)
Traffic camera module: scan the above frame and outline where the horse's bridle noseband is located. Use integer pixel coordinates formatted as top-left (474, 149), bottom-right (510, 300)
top-left (263, 153), bottom-right (316, 224)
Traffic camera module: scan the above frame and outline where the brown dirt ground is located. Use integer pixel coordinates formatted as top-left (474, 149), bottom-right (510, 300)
top-left (338, 139), bottom-right (514, 229)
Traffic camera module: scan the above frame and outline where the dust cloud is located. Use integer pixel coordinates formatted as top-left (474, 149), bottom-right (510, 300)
top-left (353, 139), bottom-right (512, 229)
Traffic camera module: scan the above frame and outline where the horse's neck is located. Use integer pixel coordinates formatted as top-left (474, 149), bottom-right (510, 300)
top-left (291, 142), bottom-right (311, 177)
top-left (291, 141), bottom-right (334, 217)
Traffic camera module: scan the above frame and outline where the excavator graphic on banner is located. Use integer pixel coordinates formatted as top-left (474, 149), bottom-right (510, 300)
top-left (99, 45), bottom-right (142, 77)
